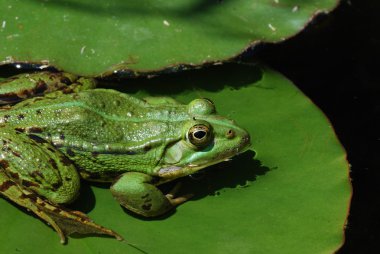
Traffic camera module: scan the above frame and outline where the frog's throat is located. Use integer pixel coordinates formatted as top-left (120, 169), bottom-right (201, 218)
top-left (157, 153), bottom-right (236, 181)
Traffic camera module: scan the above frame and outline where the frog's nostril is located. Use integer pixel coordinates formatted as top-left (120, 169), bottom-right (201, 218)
top-left (242, 134), bottom-right (251, 146)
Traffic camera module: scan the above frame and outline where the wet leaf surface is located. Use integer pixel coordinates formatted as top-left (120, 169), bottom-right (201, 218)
top-left (0, 0), bottom-right (338, 76)
top-left (0, 64), bottom-right (350, 253)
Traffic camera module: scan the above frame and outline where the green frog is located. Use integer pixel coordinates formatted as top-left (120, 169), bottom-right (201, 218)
top-left (0, 72), bottom-right (251, 243)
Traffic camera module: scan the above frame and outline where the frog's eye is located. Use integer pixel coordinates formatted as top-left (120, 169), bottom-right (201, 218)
top-left (187, 124), bottom-right (213, 148)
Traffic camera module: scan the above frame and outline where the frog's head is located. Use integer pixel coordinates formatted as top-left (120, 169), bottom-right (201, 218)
top-left (158, 98), bottom-right (251, 178)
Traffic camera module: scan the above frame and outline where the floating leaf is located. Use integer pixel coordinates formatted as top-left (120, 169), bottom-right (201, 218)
top-left (0, 64), bottom-right (350, 253)
top-left (0, 0), bottom-right (338, 76)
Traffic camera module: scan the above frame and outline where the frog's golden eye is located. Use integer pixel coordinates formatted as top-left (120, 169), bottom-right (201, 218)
top-left (188, 124), bottom-right (213, 148)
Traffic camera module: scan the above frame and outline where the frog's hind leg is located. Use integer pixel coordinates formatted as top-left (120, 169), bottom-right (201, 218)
top-left (0, 72), bottom-right (96, 105)
top-left (0, 171), bottom-right (70, 242)
top-left (0, 170), bottom-right (122, 243)
top-left (0, 170), bottom-right (66, 240)
top-left (0, 129), bottom-right (122, 243)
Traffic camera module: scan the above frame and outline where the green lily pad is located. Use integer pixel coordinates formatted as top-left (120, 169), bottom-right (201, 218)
top-left (0, 0), bottom-right (338, 76)
top-left (0, 64), bottom-right (350, 253)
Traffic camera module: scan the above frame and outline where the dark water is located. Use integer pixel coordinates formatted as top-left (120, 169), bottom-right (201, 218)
top-left (255, 0), bottom-right (380, 253)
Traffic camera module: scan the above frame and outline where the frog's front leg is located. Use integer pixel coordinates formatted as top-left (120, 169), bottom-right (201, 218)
top-left (0, 72), bottom-right (96, 105)
top-left (0, 128), bottom-right (121, 243)
top-left (111, 172), bottom-right (191, 217)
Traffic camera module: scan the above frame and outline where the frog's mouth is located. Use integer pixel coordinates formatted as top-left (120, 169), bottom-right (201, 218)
top-left (158, 134), bottom-right (251, 179)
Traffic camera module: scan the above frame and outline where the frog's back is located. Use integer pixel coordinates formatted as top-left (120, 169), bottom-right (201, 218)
top-left (1, 89), bottom-right (185, 141)
top-left (0, 89), bottom-right (188, 178)
top-left (3, 88), bottom-right (146, 118)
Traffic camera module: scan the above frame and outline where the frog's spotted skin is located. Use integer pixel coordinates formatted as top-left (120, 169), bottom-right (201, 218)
top-left (0, 72), bottom-right (251, 243)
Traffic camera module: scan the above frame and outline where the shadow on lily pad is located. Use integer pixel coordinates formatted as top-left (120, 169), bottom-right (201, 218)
top-left (101, 62), bottom-right (263, 95)
top-left (68, 181), bottom-right (97, 213)
top-left (180, 150), bottom-right (269, 200)
top-left (124, 150), bottom-right (269, 221)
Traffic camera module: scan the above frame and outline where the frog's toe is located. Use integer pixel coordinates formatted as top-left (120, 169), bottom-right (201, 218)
top-left (165, 193), bottom-right (194, 206)
top-left (165, 182), bottom-right (194, 206)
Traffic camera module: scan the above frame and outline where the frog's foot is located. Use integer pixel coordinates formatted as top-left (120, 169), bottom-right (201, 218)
top-left (0, 171), bottom-right (122, 244)
top-left (165, 182), bottom-right (194, 206)
top-left (39, 201), bottom-right (124, 243)
top-left (111, 172), bottom-right (193, 217)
